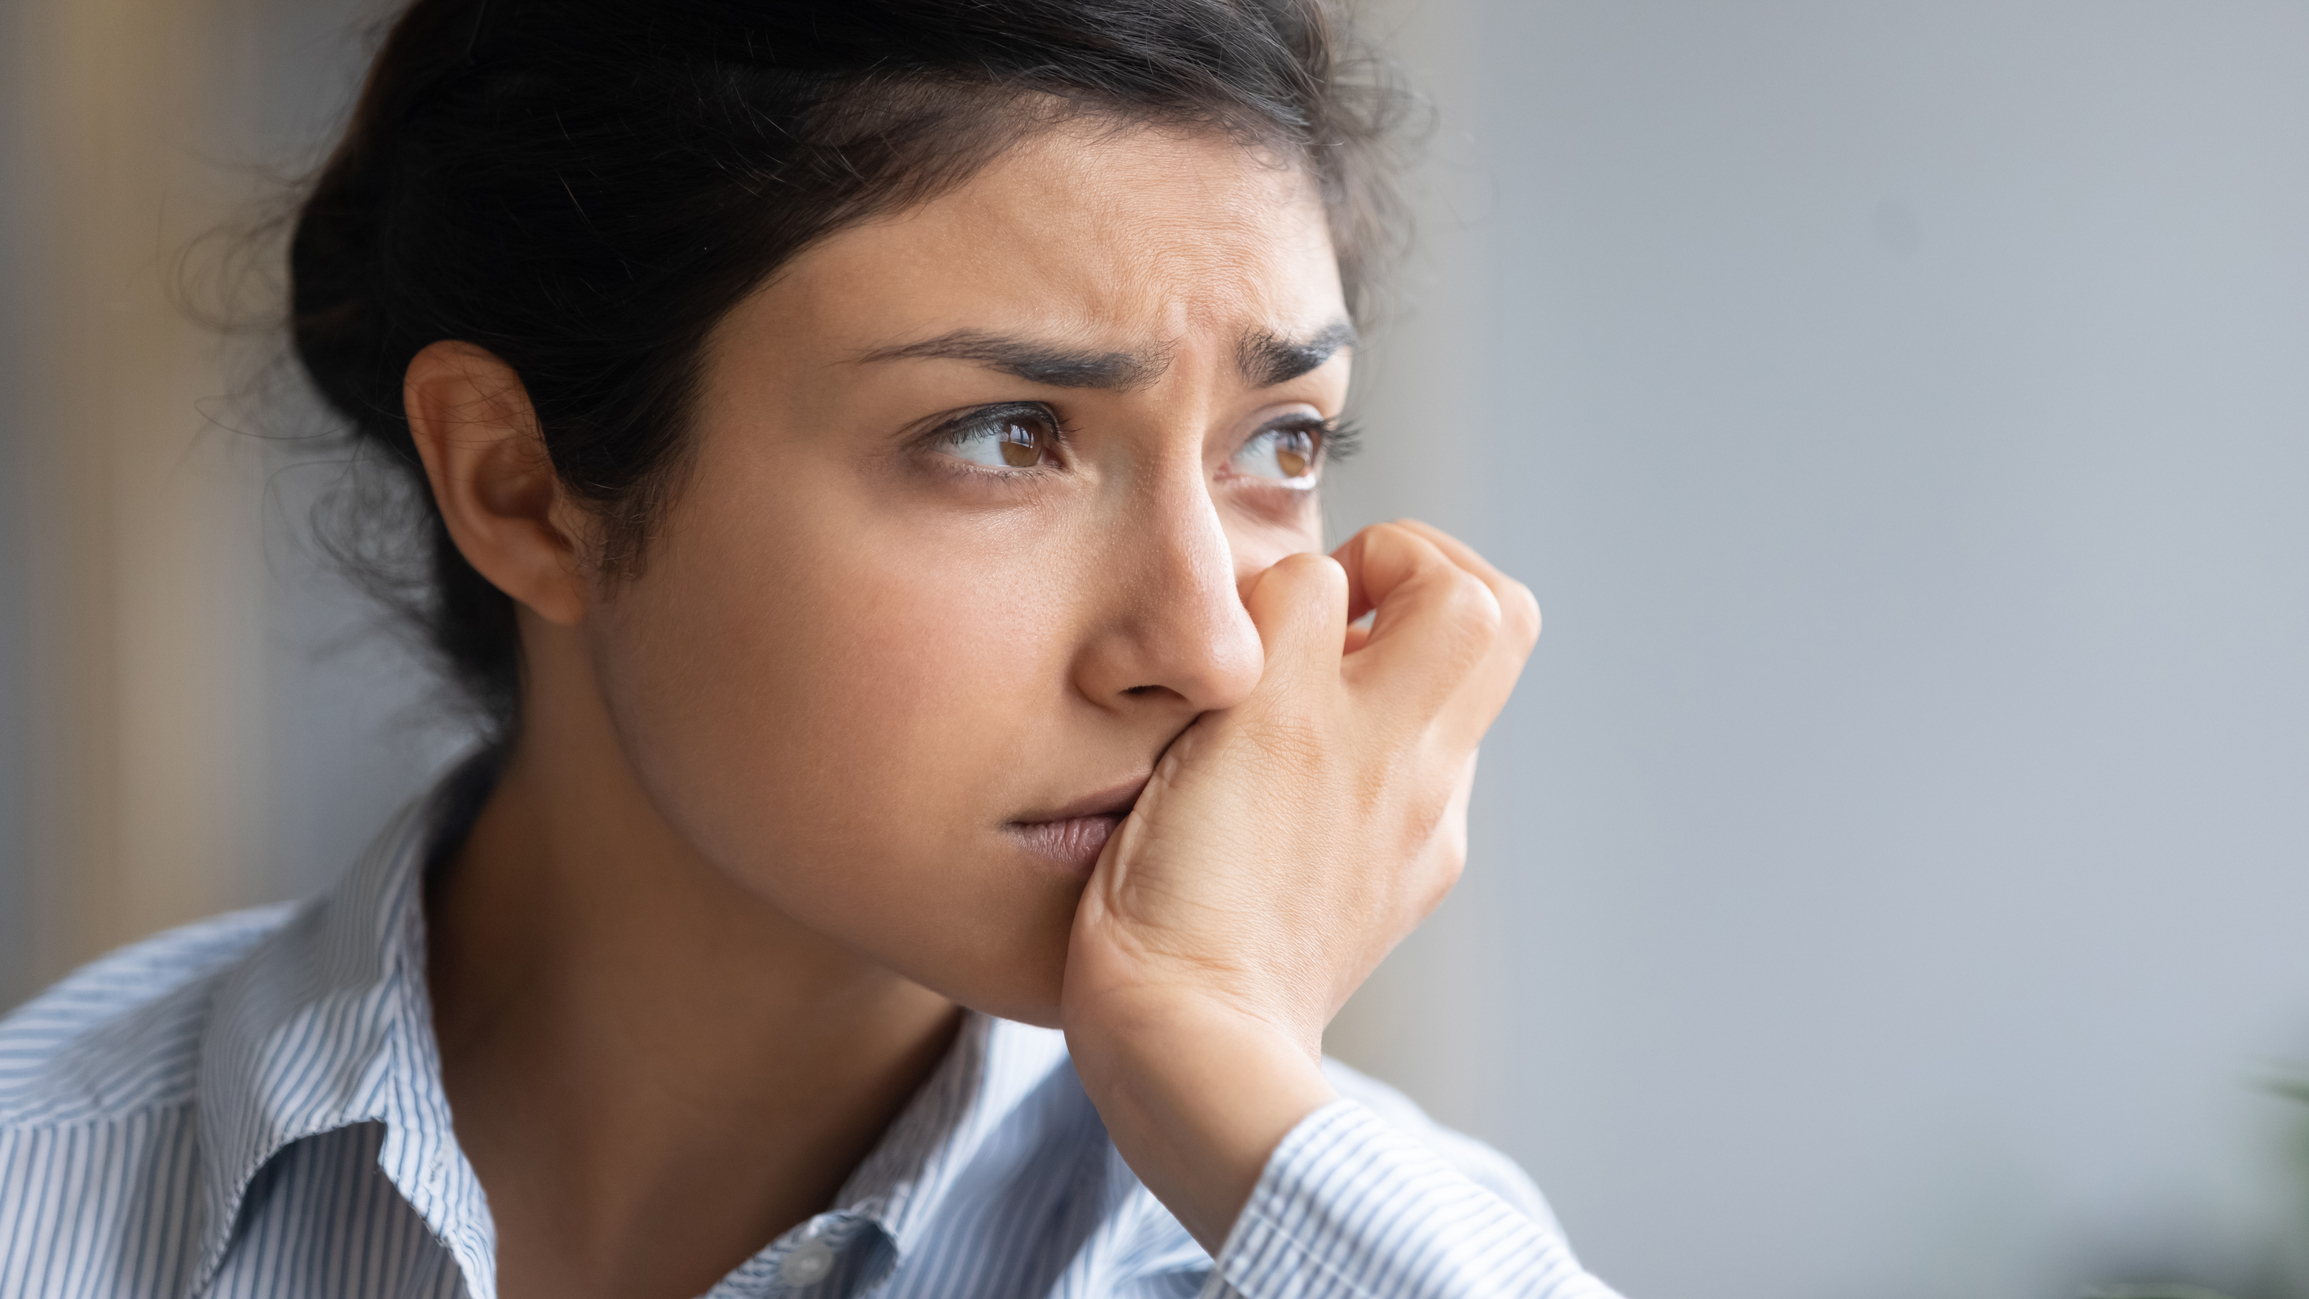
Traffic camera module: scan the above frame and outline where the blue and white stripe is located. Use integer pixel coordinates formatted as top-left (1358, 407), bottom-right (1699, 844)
top-left (1, 768), bottom-right (1621, 1298)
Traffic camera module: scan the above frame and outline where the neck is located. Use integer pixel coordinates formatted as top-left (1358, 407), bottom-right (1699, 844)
top-left (426, 635), bottom-right (959, 1299)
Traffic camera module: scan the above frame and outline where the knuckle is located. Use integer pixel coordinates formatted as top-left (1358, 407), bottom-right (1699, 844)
top-left (1276, 549), bottom-right (1338, 578)
top-left (1502, 581), bottom-right (1542, 649)
top-left (1369, 519), bottom-right (1417, 548)
top-left (1396, 770), bottom-right (1468, 899)
top-left (1370, 521), bottom-right (1432, 570)
top-left (1271, 551), bottom-right (1347, 606)
top-left (1414, 848), bottom-right (1464, 917)
top-left (1439, 569), bottom-right (1502, 640)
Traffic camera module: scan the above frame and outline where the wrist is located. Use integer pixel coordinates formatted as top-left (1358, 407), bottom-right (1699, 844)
top-left (1065, 993), bottom-right (1337, 1253)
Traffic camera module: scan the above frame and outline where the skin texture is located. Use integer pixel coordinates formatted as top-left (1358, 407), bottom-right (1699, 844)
top-left (409, 121), bottom-right (1540, 1299)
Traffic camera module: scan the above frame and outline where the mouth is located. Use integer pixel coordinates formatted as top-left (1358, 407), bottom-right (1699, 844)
top-left (1007, 777), bottom-right (1148, 874)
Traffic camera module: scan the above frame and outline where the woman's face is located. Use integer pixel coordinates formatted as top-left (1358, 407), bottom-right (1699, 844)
top-left (584, 123), bottom-right (1350, 1023)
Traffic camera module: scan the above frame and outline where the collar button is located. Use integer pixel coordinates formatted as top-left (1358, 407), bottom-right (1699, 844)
top-left (778, 1238), bottom-right (836, 1288)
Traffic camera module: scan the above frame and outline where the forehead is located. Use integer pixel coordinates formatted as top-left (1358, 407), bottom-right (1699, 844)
top-left (764, 123), bottom-right (1345, 351)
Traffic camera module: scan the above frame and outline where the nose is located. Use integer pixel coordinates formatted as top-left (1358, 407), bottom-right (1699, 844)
top-left (1070, 466), bottom-right (1264, 716)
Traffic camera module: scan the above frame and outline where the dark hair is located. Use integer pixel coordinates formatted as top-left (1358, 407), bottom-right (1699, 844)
top-left (292, 0), bottom-right (1407, 734)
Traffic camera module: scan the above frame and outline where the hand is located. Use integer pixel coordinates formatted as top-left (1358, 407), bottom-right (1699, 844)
top-left (1060, 519), bottom-right (1541, 1252)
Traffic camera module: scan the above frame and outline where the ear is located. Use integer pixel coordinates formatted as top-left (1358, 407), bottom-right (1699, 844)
top-left (404, 340), bottom-right (589, 626)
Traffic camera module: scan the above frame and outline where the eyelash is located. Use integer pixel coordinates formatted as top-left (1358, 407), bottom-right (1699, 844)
top-left (1302, 416), bottom-right (1363, 464)
top-left (925, 403), bottom-right (1071, 477)
top-left (1228, 414), bottom-right (1360, 488)
top-left (920, 404), bottom-right (1362, 479)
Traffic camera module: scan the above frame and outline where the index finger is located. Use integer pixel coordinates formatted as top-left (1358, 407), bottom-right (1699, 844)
top-left (1329, 522), bottom-right (1502, 712)
top-left (1383, 518), bottom-right (1542, 655)
top-left (1351, 519), bottom-right (1542, 754)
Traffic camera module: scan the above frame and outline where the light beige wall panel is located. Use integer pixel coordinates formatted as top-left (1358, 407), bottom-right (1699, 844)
top-left (17, 0), bottom-right (273, 982)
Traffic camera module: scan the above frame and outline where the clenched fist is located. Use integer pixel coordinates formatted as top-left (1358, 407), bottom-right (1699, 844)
top-left (1061, 519), bottom-right (1541, 1250)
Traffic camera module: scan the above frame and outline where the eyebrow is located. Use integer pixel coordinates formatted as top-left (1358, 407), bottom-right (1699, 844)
top-left (1237, 320), bottom-right (1359, 388)
top-left (855, 318), bottom-right (1360, 392)
top-left (857, 330), bottom-right (1167, 391)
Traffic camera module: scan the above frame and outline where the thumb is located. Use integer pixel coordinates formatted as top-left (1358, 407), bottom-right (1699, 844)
top-left (1241, 552), bottom-right (1349, 686)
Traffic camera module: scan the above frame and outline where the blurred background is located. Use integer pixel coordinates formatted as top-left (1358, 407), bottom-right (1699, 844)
top-left (3, 2), bottom-right (2307, 1297)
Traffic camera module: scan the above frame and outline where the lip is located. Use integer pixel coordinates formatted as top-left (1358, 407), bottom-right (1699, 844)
top-left (1018, 777), bottom-right (1149, 826)
top-left (1006, 776), bottom-right (1148, 874)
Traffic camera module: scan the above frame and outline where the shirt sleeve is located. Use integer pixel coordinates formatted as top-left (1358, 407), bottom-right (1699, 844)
top-left (1199, 1100), bottom-right (1625, 1299)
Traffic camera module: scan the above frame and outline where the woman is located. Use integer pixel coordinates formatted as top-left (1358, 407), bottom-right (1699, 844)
top-left (0, 2), bottom-right (1619, 1297)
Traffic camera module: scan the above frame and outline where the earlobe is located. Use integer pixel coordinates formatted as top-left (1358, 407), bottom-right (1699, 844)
top-left (403, 340), bottom-right (589, 627)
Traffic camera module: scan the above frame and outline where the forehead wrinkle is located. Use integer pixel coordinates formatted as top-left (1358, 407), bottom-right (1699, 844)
top-left (856, 329), bottom-right (1172, 392)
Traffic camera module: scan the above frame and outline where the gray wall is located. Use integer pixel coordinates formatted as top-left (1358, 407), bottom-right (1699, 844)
top-left (1329, 2), bottom-right (2309, 1297)
top-left (240, 0), bottom-right (479, 907)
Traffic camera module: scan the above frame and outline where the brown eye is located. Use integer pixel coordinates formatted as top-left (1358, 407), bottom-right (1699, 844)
top-left (945, 407), bottom-right (1056, 470)
top-left (1233, 423), bottom-right (1322, 483)
top-left (1274, 429), bottom-right (1313, 478)
top-left (999, 421), bottom-right (1044, 467)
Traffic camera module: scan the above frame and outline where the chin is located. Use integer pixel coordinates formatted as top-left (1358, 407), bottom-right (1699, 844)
top-left (925, 934), bottom-right (1071, 1030)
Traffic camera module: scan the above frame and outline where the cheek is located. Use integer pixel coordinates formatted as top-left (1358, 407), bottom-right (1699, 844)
top-left (1224, 503), bottom-right (1327, 586)
top-left (583, 464), bottom-right (1087, 1014)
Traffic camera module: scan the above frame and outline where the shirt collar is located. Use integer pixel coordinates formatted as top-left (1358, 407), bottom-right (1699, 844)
top-left (193, 751), bottom-right (501, 1298)
top-left (190, 751), bottom-right (1076, 1299)
top-left (697, 1013), bottom-right (1074, 1299)
top-left (838, 1008), bottom-right (1071, 1256)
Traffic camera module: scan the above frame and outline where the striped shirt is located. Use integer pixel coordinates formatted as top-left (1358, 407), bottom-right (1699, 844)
top-left (0, 767), bottom-right (1622, 1299)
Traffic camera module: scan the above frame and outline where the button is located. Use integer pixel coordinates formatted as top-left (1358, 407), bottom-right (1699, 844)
top-left (778, 1238), bottom-right (835, 1287)
top-left (424, 1147), bottom-right (447, 1189)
